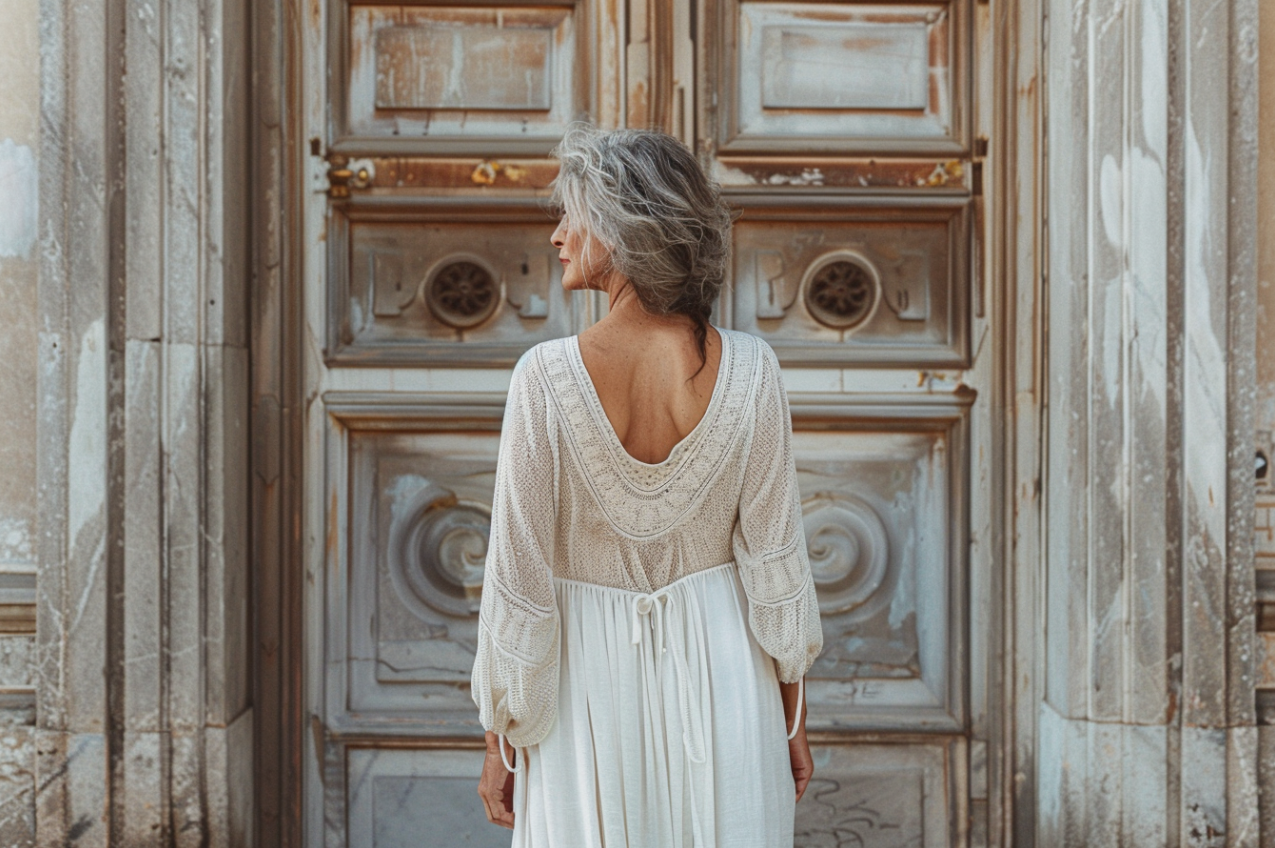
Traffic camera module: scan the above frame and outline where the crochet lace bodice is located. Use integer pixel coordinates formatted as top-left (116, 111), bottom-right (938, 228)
top-left (470, 329), bottom-right (823, 746)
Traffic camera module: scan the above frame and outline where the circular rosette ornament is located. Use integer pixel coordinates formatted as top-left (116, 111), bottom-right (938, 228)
top-left (801, 252), bottom-right (881, 331)
top-left (423, 255), bottom-right (501, 329)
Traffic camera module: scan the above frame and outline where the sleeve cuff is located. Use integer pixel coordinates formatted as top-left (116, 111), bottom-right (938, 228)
top-left (744, 566), bottom-right (823, 683)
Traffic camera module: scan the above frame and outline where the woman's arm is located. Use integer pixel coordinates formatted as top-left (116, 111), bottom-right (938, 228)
top-left (731, 343), bottom-right (823, 685)
top-left (470, 352), bottom-right (562, 749)
top-left (471, 352), bottom-right (561, 830)
top-left (780, 678), bottom-right (806, 730)
top-left (780, 678), bottom-right (813, 802)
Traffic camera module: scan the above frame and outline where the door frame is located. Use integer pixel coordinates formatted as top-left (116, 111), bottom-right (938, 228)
top-left (987, 0), bottom-right (1046, 843)
top-left (249, 0), bottom-right (308, 844)
top-left (247, 2), bottom-right (1047, 845)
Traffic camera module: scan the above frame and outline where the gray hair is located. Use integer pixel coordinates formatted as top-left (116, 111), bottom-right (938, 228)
top-left (550, 125), bottom-right (732, 364)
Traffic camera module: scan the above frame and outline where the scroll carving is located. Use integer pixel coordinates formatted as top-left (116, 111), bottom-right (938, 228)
top-left (387, 482), bottom-right (491, 620)
top-left (802, 492), bottom-right (891, 619)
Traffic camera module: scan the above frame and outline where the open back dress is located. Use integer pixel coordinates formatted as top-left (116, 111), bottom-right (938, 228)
top-left (470, 328), bottom-right (823, 847)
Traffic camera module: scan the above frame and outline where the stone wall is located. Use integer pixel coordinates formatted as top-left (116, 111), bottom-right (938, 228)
top-left (34, 0), bottom-right (254, 844)
top-left (1257, 0), bottom-right (1275, 840)
top-left (0, 0), bottom-right (44, 843)
top-left (1039, 0), bottom-right (1262, 844)
top-left (1260, 0), bottom-right (1275, 439)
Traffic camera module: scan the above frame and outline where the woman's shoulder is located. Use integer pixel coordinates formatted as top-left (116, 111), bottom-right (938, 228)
top-left (717, 327), bottom-right (770, 353)
top-left (509, 336), bottom-right (577, 398)
top-left (519, 336), bottom-right (576, 369)
top-left (716, 328), bottom-right (777, 376)
top-left (517, 336), bottom-right (571, 366)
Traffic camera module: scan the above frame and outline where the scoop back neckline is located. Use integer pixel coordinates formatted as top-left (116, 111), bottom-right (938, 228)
top-left (567, 328), bottom-right (732, 470)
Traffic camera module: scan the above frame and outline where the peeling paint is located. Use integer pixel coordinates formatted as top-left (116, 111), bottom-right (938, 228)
top-left (764, 167), bottom-right (825, 187)
top-left (66, 320), bottom-right (105, 550)
top-left (924, 160), bottom-right (963, 187)
top-left (0, 519), bottom-right (31, 565)
top-left (467, 159), bottom-right (531, 187)
top-left (714, 157), bottom-right (970, 190)
top-left (470, 160), bottom-right (499, 186)
top-left (0, 140), bottom-right (36, 259)
top-left (365, 157), bottom-right (557, 191)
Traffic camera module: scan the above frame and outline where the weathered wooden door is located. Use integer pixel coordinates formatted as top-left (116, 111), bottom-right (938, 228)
top-left (300, 2), bottom-right (992, 845)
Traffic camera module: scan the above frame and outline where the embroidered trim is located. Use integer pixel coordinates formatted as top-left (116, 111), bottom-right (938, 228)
top-left (537, 330), bottom-right (762, 540)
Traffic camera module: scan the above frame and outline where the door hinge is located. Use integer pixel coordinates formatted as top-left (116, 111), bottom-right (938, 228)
top-left (971, 136), bottom-right (988, 196)
top-left (971, 136), bottom-right (989, 318)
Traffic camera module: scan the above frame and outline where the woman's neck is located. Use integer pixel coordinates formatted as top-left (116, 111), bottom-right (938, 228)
top-left (598, 280), bottom-right (694, 333)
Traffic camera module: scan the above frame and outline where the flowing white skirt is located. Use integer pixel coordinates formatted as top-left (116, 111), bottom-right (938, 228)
top-left (509, 561), bottom-right (795, 847)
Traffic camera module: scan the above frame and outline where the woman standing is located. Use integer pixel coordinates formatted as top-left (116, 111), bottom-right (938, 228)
top-left (471, 126), bottom-right (823, 846)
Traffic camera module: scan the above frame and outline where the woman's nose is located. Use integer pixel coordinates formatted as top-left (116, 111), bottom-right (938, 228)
top-left (550, 220), bottom-right (566, 248)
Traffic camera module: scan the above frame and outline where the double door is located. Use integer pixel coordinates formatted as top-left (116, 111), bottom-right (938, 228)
top-left (300, 2), bottom-right (991, 844)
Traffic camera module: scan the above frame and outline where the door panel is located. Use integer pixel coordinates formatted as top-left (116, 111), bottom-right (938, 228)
top-left (337, 4), bottom-right (589, 152)
top-left (716, 0), bottom-right (968, 154)
top-left (327, 405), bottom-right (508, 737)
top-left (350, 428), bottom-right (499, 713)
top-left (347, 748), bottom-right (508, 847)
top-left (793, 402), bottom-right (968, 733)
top-left (323, 401), bottom-right (968, 845)
top-left (303, 0), bottom-right (984, 844)
top-left (330, 206), bottom-right (573, 364)
top-left (797, 742), bottom-right (959, 848)
top-left (728, 200), bottom-right (969, 365)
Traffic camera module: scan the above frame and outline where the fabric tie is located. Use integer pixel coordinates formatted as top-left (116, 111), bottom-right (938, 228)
top-left (630, 588), bottom-right (707, 764)
top-left (497, 732), bottom-right (523, 774)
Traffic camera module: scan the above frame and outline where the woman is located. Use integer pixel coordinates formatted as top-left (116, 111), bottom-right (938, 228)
top-left (471, 125), bottom-right (823, 846)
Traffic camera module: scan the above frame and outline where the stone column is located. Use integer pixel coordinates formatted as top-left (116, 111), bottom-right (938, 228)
top-left (1040, 0), bottom-right (1260, 844)
top-left (0, 0), bottom-right (44, 843)
top-left (36, 0), bottom-right (253, 844)
top-left (1253, 0), bottom-right (1275, 842)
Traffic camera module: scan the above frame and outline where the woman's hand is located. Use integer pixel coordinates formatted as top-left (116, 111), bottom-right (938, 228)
top-left (787, 726), bottom-right (814, 803)
top-left (779, 678), bottom-right (813, 802)
top-left (478, 731), bottom-right (516, 829)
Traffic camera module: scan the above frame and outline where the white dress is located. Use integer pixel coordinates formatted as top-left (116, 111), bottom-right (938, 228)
top-left (470, 329), bottom-right (823, 847)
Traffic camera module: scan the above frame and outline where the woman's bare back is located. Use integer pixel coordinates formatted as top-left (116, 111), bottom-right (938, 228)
top-left (577, 317), bottom-right (722, 465)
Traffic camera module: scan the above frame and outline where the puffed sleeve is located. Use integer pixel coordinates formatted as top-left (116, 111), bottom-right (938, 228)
top-left (731, 343), bottom-right (823, 683)
top-left (470, 351), bottom-right (561, 747)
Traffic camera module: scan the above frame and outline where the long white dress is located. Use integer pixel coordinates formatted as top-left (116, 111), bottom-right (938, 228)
top-left (470, 328), bottom-right (823, 847)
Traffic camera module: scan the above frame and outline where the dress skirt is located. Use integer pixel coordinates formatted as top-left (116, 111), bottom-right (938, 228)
top-left (510, 562), bottom-right (796, 847)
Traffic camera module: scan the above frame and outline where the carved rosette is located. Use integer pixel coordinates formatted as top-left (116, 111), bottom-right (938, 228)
top-left (388, 483), bottom-right (491, 620)
top-left (422, 255), bottom-right (501, 329)
top-left (802, 492), bottom-right (891, 619)
top-left (801, 252), bottom-right (881, 331)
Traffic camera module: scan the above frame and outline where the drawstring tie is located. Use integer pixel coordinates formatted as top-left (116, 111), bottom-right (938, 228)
top-left (631, 588), bottom-right (707, 764)
top-left (786, 677), bottom-right (804, 740)
top-left (497, 732), bottom-right (523, 774)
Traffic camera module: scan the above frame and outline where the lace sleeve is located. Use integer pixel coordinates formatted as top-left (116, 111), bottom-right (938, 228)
top-left (470, 350), bottom-right (561, 747)
top-left (731, 342), bottom-right (823, 683)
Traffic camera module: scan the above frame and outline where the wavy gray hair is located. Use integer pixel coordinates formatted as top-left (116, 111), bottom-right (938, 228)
top-left (550, 125), bottom-right (733, 368)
